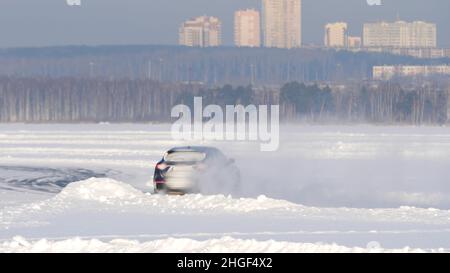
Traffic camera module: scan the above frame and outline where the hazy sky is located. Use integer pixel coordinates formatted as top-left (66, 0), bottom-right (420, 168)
top-left (0, 0), bottom-right (449, 48)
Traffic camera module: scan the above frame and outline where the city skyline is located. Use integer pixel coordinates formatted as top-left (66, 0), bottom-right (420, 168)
top-left (363, 20), bottom-right (437, 48)
top-left (179, 16), bottom-right (222, 47)
top-left (324, 22), bottom-right (348, 48)
top-left (234, 9), bottom-right (261, 48)
top-left (322, 19), bottom-right (438, 50)
top-left (262, 0), bottom-right (302, 48)
top-left (0, 0), bottom-right (449, 48)
top-left (177, 11), bottom-right (438, 53)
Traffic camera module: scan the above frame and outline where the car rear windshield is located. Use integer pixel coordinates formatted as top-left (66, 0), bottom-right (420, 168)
top-left (164, 151), bottom-right (206, 163)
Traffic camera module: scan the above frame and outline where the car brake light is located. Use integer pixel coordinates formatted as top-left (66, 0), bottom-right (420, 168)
top-left (156, 163), bottom-right (168, 170)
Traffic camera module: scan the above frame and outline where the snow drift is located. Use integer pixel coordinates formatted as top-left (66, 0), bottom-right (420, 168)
top-left (2, 178), bottom-right (450, 252)
top-left (1, 236), bottom-right (435, 253)
top-left (53, 178), bottom-right (297, 212)
top-left (5, 178), bottom-right (450, 222)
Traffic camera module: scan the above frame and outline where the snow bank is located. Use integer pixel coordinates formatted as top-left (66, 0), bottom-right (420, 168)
top-left (3, 178), bottom-right (450, 231)
top-left (50, 178), bottom-right (298, 212)
top-left (50, 178), bottom-right (450, 221)
top-left (56, 178), bottom-right (145, 203)
top-left (0, 236), bottom-right (433, 253)
top-left (50, 178), bottom-right (450, 224)
top-left (0, 178), bottom-right (301, 232)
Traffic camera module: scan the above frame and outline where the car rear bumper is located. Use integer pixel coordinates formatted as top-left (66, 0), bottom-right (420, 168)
top-left (153, 179), bottom-right (198, 194)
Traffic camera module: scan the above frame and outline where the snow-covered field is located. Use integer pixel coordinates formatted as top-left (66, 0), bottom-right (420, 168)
top-left (2, 124), bottom-right (450, 252)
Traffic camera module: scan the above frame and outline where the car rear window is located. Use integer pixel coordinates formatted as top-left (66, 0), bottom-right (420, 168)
top-left (164, 151), bottom-right (206, 163)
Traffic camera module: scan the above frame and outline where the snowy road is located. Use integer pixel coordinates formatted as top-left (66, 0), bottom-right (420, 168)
top-left (1, 124), bottom-right (450, 252)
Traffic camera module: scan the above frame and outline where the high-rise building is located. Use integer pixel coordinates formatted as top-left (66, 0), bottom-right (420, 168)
top-left (262, 0), bottom-right (302, 49)
top-left (179, 16), bottom-right (222, 47)
top-left (234, 9), bottom-right (261, 47)
top-left (324, 22), bottom-right (348, 48)
top-left (363, 21), bottom-right (437, 48)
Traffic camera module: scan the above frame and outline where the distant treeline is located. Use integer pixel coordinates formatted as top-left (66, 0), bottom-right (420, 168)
top-left (0, 76), bottom-right (448, 124)
top-left (280, 81), bottom-right (449, 124)
top-left (0, 77), bottom-right (197, 122)
top-left (1, 45), bottom-right (449, 85)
